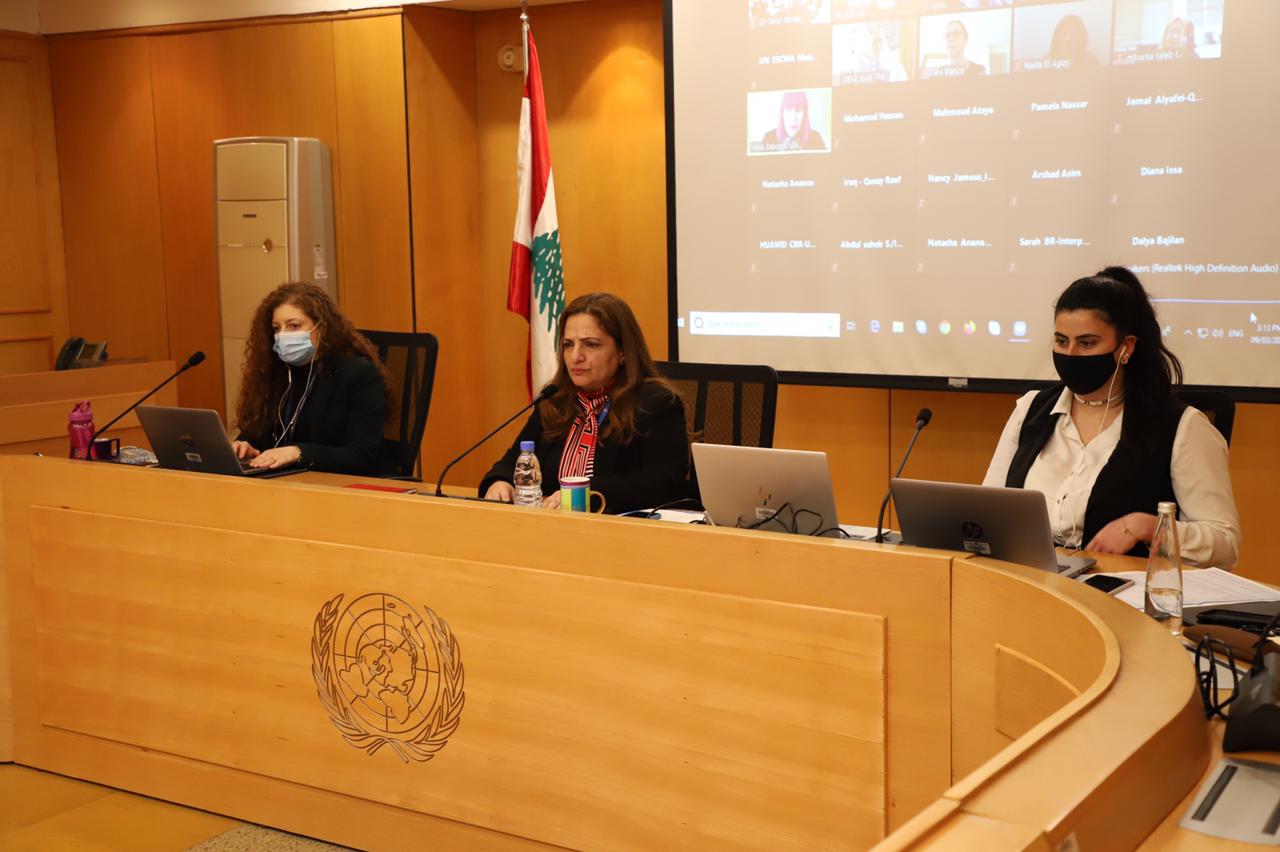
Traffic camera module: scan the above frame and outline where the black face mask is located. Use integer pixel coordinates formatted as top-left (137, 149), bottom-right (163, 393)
top-left (1053, 349), bottom-right (1121, 395)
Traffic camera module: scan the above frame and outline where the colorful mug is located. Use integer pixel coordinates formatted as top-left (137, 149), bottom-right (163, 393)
top-left (559, 476), bottom-right (606, 513)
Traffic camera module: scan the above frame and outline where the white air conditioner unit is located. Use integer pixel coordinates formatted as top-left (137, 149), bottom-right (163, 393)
top-left (214, 136), bottom-right (335, 423)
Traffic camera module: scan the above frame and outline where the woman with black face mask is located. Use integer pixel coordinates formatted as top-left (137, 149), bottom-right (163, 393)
top-left (982, 266), bottom-right (1240, 567)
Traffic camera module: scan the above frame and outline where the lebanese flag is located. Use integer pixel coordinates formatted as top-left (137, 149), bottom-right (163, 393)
top-left (507, 27), bottom-right (565, 397)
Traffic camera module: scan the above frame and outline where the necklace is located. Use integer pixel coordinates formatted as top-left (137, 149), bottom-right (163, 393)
top-left (1073, 392), bottom-right (1123, 408)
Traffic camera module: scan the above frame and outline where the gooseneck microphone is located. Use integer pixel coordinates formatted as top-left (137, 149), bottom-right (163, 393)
top-left (874, 407), bottom-right (932, 544)
top-left (435, 384), bottom-right (556, 497)
top-left (89, 351), bottom-right (207, 452)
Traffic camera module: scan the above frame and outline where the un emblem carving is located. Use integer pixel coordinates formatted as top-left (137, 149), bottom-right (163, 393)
top-left (311, 593), bottom-right (464, 763)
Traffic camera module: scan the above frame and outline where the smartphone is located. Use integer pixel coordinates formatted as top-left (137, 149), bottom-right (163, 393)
top-left (1083, 574), bottom-right (1135, 595)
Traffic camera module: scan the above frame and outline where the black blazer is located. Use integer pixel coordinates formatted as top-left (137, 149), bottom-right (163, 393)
top-left (480, 380), bottom-right (690, 514)
top-left (239, 354), bottom-right (393, 475)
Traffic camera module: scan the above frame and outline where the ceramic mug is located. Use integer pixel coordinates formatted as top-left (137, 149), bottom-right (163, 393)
top-left (91, 436), bottom-right (120, 461)
top-left (559, 476), bottom-right (606, 513)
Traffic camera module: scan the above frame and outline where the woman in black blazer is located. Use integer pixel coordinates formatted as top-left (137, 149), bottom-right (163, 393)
top-left (480, 292), bottom-right (689, 515)
top-left (232, 281), bottom-right (395, 475)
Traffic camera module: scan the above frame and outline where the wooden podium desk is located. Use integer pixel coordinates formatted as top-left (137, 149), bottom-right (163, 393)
top-left (0, 458), bottom-right (1209, 850)
top-left (0, 361), bottom-right (178, 456)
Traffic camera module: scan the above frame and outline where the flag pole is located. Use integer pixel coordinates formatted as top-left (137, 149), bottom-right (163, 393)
top-left (521, 1), bottom-right (529, 74)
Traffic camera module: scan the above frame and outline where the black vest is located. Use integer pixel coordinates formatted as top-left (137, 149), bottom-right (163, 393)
top-left (1004, 386), bottom-right (1186, 557)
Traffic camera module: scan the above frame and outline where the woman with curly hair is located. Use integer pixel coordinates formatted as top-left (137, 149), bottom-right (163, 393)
top-left (232, 281), bottom-right (395, 475)
top-left (479, 292), bottom-right (689, 514)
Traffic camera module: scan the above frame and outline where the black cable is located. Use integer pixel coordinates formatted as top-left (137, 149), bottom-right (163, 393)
top-left (1249, 612), bottom-right (1280, 674)
top-left (740, 502), bottom-right (794, 533)
top-left (1194, 636), bottom-right (1241, 720)
top-left (791, 507), bottom-right (823, 535)
top-left (637, 497), bottom-right (705, 519)
top-left (812, 526), bottom-right (851, 539)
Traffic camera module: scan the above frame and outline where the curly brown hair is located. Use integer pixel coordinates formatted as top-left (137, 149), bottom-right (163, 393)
top-left (235, 282), bottom-right (394, 440)
top-left (539, 292), bottom-right (678, 444)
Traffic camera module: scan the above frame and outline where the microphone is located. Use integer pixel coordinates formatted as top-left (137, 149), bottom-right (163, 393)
top-left (435, 384), bottom-right (556, 497)
top-left (89, 351), bottom-right (207, 452)
top-left (875, 407), bottom-right (932, 544)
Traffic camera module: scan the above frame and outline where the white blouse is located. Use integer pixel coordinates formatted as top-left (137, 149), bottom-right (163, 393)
top-left (982, 388), bottom-right (1241, 569)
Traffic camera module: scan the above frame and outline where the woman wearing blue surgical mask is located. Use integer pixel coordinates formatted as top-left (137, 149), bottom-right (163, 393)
top-left (983, 267), bottom-right (1240, 567)
top-left (232, 281), bottom-right (396, 474)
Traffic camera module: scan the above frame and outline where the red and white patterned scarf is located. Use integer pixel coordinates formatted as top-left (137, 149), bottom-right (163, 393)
top-left (558, 387), bottom-right (610, 481)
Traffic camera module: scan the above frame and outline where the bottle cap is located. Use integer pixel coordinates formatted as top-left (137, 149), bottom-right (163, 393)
top-left (69, 400), bottom-right (94, 422)
top-left (519, 440), bottom-right (535, 452)
top-left (1157, 501), bottom-right (1177, 515)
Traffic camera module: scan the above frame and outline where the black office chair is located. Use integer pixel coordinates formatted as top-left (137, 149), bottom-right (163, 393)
top-left (655, 361), bottom-right (780, 507)
top-left (655, 361), bottom-right (779, 506)
top-left (359, 329), bottom-right (439, 478)
top-left (1176, 389), bottom-right (1235, 446)
top-left (656, 361), bottom-right (780, 448)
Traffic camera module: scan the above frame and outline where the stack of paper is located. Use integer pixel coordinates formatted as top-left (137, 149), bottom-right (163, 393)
top-left (1098, 568), bottom-right (1280, 623)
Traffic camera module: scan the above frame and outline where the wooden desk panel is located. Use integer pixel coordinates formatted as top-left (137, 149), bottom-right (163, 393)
top-left (0, 361), bottom-right (177, 455)
top-left (2, 458), bottom-right (955, 849)
top-left (2, 459), bottom-right (1211, 849)
top-left (28, 506), bottom-right (886, 849)
top-left (878, 557), bottom-right (1209, 851)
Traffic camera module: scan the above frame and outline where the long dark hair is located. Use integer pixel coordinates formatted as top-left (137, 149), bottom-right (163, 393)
top-left (540, 292), bottom-right (677, 444)
top-left (236, 282), bottom-right (394, 440)
top-left (1054, 266), bottom-right (1183, 448)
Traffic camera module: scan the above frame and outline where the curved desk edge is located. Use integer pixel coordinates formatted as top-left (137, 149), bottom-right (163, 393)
top-left (878, 556), bottom-right (1209, 851)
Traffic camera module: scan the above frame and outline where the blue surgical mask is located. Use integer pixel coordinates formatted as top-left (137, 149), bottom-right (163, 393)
top-left (273, 330), bottom-right (316, 365)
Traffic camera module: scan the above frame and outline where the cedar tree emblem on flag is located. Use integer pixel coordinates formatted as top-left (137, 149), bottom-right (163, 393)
top-left (507, 21), bottom-right (565, 395)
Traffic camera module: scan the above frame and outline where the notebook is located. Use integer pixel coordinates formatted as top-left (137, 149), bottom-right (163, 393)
top-left (891, 478), bottom-right (1094, 576)
top-left (691, 443), bottom-right (841, 536)
top-left (137, 405), bottom-right (301, 479)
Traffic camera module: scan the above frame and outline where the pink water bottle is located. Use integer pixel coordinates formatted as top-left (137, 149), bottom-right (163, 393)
top-left (68, 401), bottom-right (95, 459)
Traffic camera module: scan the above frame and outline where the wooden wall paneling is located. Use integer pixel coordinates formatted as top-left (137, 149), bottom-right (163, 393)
top-left (473, 0), bottom-right (667, 442)
top-left (1226, 402), bottom-right (1279, 586)
top-left (332, 14), bottom-right (414, 333)
top-left (48, 36), bottom-right (169, 366)
top-left (148, 21), bottom-right (341, 415)
top-left (402, 7), bottom-right (487, 486)
top-left (0, 35), bottom-right (69, 375)
top-left (0, 440), bottom-right (8, 761)
top-left (0, 339), bottom-right (52, 375)
top-left (887, 389), bottom-right (1019, 527)
top-left (774, 384), bottom-right (890, 528)
top-left (0, 46), bottom-right (51, 308)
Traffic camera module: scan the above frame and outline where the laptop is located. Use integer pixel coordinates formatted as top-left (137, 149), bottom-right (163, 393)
top-left (137, 405), bottom-right (301, 478)
top-left (891, 478), bottom-right (1094, 576)
top-left (691, 443), bottom-right (841, 536)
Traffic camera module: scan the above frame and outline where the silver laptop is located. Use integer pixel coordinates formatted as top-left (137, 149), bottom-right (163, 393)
top-left (692, 443), bottom-right (841, 536)
top-left (891, 478), bottom-right (1094, 576)
top-left (137, 405), bottom-right (300, 478)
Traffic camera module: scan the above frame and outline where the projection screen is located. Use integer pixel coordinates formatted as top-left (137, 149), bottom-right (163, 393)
top-left (667, 0), bottom-right (1280, 398)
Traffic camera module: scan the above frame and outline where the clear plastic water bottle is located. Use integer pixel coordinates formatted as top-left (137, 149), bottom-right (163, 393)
top-left (68, 401), bottom-right (95, 460)
top-left (1144, 501), bottom-right (1184, 636)
top-left (512, 440), bottom-right (542, 507)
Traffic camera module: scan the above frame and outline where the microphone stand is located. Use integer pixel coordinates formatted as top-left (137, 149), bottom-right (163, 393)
top-left (875, 411), bottom-right (931, 543)
top-left (435, 387), bottom-right (553, 496)
top-left (89, 353), bottom-right (206, 456)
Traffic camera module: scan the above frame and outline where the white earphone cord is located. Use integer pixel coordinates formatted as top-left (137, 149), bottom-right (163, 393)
top-left (274, 359), bottom-right (317, 449)
top-left (1065, 354), bottom-right (1125, 549)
